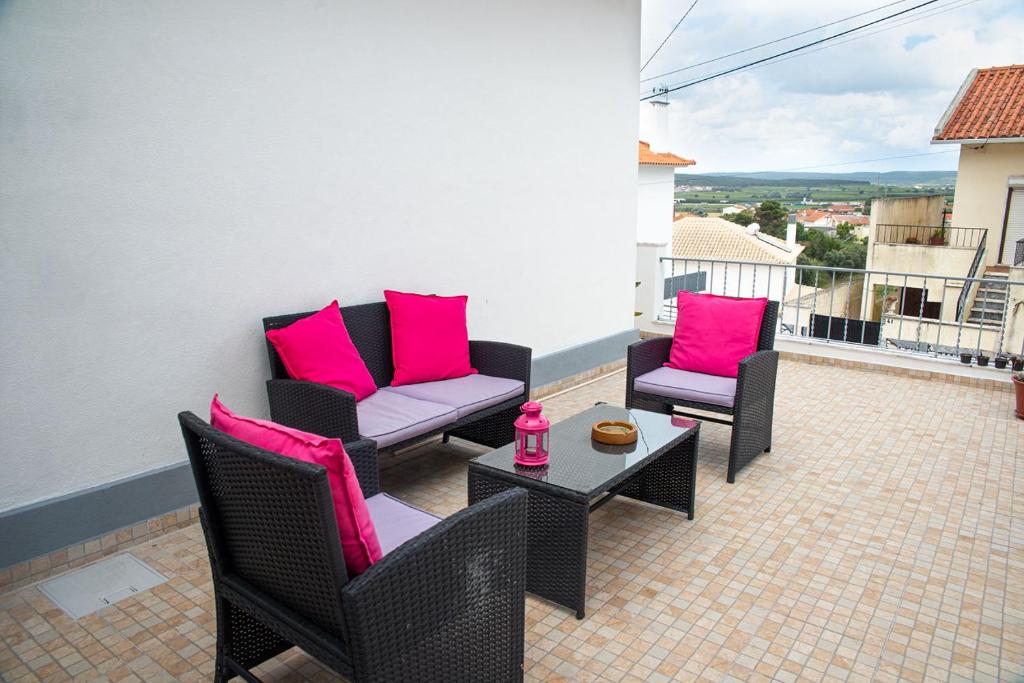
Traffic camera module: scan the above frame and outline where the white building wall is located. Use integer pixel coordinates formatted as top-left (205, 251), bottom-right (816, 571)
top-left (637, 165), bottom-right (676, 244)
top-left (0, 0), bottom-right (641, 510)
top-left (950, 143), bottom-right (1024, 265)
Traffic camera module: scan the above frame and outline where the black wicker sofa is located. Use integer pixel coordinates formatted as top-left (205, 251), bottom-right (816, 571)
top-left (178, 411), bottom-right (528, 682)
top-left (262, 302), bottom-right (531, 477)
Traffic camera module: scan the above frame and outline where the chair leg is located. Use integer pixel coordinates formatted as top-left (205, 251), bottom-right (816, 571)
top-left (442, 432), bottom-right (450, 444)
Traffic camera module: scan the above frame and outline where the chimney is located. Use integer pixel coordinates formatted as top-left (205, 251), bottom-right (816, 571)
top-left (639, 95), bottom-right (670, 153)
top-left (786, 214), bottom-right (797, 249)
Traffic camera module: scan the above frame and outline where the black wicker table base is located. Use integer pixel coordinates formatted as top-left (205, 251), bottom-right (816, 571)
top-left (468, 405), bottom-right (699, 619)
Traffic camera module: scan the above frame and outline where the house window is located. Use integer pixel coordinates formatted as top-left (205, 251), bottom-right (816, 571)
top-left (1001, 186), bottom-right (1024, 265)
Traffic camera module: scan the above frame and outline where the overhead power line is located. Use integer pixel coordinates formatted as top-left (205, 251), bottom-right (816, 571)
top-left (640, 0), bottom-right (941, 100)
top-left (640, 0), bottom-right (701, 73)
top-left (767, 150), bottom-right (958, 173)
top-left (640, 0), bottom-right (913, 84)
top-left (732, 0), bottom-right (984, 78)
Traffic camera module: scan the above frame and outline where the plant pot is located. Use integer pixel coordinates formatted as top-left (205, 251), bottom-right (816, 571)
top-left (976, 355), bottom-right (990, 367)
top-left (1014, 357), bottom-right (1024, 372)
top-left (960, 353), bottom-right (972, 364)
top-left (1014, 376), bottom-right (1024, 420)
top-left (929, 236), bottom-right (946, 246)
top-left (995, 356), bottom-right (1008, 369)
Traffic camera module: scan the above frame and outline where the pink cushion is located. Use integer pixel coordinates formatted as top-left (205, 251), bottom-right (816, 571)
top-left (266, 301), bottom-right (377, 401)
top-left (666, 292), bottom-right (767, 378)
top-left (384, 290), bottom-right (477, 387)
top-left (210, 395), bottom-right (383, 576)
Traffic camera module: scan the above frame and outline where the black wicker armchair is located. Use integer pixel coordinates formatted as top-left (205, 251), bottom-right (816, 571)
top-left (263, 301), bottom-right (531, 461)
top-left (625, 301), bottom-right (779, 483)
top-left (178, 411), bottom-right (528, 682)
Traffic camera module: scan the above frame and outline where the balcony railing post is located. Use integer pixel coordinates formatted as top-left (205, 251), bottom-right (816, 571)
top-left (880, 274), bottom-right (890, 349)
top-left (810, 269), bottom-right (819, 340)
top-left (996, 280), bottom-right (1010, 359)
top-left (916, 276), bottom-right (927, 350)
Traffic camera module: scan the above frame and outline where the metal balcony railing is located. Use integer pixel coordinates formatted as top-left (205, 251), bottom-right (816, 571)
top-left (1015, 238), bottom-right (1024, 267)
top-left (659, 256), bottom-right (1023, 361)
top-left (874, 224), bottom-right (986, 249)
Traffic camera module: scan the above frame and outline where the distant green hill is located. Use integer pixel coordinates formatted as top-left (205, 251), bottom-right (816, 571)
top-left (675, 170), bottom-right (956, 187)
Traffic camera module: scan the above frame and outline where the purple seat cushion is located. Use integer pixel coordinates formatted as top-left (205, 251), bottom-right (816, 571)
top-left (356, 390), bottom-right (457, 448)
top-left (386, 374), bottom-right (525, 419)
top-left (364, 493), bottom-right (441, 555)
top-left (634, 366), bottom-right (736, 408)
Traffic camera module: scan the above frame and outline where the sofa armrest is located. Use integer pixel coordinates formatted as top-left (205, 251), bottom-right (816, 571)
top-left (469, 340), bottom-right (532, 393)
top-left (266, 379), bottom-right (361, 443)
top-left (626, 337), bottom-right (672, 382)
top-left (342, 488), bottom-right (527, 681)
top-left (735, 350), bottom-right (779, 405)
top-left (341, 438), bottom-right (380, 498)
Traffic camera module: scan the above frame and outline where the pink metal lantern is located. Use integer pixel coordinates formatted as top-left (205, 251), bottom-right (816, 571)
top-left (513, 401), bottom-right (550, 466)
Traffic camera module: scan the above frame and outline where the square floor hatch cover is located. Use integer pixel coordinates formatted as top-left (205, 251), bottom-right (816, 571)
top-left (39, 553), bottom-right (168, 619)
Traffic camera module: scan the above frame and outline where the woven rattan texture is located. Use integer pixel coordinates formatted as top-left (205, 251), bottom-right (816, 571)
top-left (626, 301), bottom-right (779, 483)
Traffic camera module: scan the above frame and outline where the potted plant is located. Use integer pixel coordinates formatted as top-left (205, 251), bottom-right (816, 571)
top-left (960, 352), bottom-right (973, 365)
top-left (1014, 356), bottom-right (1024, 372)
top-left (929, 228), bottom-right (947, 246)
top-left (1014, 371), bottom-right (1024, 420)
top-left (995, 355), bottom-right (1009, 369)
top-left (977, 354), bottom-right (990, 367)
top-left (905, 236), bottom-right (921, 245)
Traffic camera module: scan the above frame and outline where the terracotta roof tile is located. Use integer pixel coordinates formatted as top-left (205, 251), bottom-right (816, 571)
top-left (797, 209), bottom-right (828, 223)
top-left (933, 65), bottom-right (1024, 142)
top-left (672, 216), bottom-right (801, 265)
top-left (639, 140), bottom-right (695, 166)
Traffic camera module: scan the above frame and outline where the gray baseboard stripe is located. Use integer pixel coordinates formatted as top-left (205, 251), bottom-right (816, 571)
top-left (0, 462), bottom-right (197, 569)
top-left (531, 328), bottom-right (639, 388)
top-left (1, 327), bottom-right (638, 570)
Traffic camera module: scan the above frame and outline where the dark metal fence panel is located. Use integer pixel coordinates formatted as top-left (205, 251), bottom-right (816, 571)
top-left (663, 271), bottom-right (706, 299)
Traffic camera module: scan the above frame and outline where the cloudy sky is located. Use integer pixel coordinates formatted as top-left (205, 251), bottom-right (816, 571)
top-left (640, 0), bottom-right (1024, 174)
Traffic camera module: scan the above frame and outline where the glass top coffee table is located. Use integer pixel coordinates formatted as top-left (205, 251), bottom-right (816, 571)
top-left (468, 403), bottom-right (700, 618)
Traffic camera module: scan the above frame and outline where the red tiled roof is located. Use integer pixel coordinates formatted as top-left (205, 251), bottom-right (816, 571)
top-left (933, 65), bottom-right (1024, 142)
top-left (797, 209), bottom-right (828, 222)
top-left (639, 141), bottom-right (695, 166)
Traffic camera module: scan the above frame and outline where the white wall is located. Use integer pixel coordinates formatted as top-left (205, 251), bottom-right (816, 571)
top-left (0, 0), bottom-right (641, 510)
top-left (950, 143), bottom-right (1024, 265)
top-left (637, 165), bottom-right (675, 243)
top-left (638, 101), bottom-right (669, 152)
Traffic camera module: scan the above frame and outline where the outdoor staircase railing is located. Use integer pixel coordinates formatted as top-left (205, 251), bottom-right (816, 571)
top-left (956, 240), bottom-right (986, 321)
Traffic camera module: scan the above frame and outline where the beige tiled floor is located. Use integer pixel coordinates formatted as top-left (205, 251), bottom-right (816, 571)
top-left (1, 360), bottom-right (1021, 682)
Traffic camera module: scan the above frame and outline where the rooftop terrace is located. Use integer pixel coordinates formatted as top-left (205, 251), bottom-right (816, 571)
top-left (1, 358), bottom-right (1020, 682)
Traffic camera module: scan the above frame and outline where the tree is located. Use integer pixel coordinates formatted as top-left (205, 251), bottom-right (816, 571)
top-left (754, 200), bottom-right (788, 238)
top-left (795, 228), bottom-right (867, 286)
top-left (722, 209), bottom-right (754, 227)
top-left (835, 222), bottom-right (855, 240)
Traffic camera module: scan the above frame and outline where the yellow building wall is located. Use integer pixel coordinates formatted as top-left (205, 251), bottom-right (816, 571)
top-left (949, 142), bottom-right (1024, 265)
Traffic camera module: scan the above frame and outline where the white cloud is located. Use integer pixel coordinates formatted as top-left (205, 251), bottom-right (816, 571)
top-left (641, 0), bottom-right (1024, 172)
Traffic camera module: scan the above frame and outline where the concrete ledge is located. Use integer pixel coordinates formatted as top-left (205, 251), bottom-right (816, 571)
top-left (0, 463), bottom-right (197, 573)
top-left (531, 328), bottom-right (639, 389)
top-left (775, 338), bottom-right (1015, 390)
